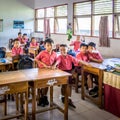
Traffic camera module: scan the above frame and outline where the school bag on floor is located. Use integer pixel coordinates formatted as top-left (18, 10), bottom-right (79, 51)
top-left (17, 55), bottom-right (33, 70)
top-left (0, 48), bottom-right (6, 58)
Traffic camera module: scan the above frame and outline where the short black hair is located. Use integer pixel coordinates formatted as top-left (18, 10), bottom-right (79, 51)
top-left (80, 43), bottom-right (88, 48)
top-left (88, 42), bottom-right (96, 48)
top-left (44, 38), bottom-right (54, 44)
top-left (18, 32), bottom-right (22, 35)
top-left (23, 33), bottom-right (27, 36)
top-left (60, 44), bottom-right (67, 47)
top-left (31, 37), bottom-right (35, 40)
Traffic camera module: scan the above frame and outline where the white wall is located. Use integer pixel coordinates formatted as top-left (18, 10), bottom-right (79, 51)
top-left (0, 0), bottom-right (34, 48)
top-left (34, 0), bottom-right (120, 58)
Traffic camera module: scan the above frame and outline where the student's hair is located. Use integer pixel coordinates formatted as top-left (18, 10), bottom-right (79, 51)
top-left (80, 43), bottom-right (88, 48)
top-left (44, 38), bottom-right (54, 45)
top-left (23, 33), bottom-right (27, 36)
top-left (88, 42), bottom-right (96, 48)
top-left (60, 44), bottom-right (67, 47)
top-left (31, 37), bottom-right (35, 41)
top-left (14, 38), bottom-right (19, 42)
top-left (18, 32), bottom-right (22, 35)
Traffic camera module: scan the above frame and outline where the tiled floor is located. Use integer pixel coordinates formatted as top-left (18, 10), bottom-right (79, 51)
top-left (0, 86), bottom-right (120, 120)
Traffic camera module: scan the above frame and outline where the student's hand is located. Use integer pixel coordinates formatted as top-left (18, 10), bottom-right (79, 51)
top-left (51, 65), bottom-right (57, 70)
top-left (85, 63), bottom-right (92, 67)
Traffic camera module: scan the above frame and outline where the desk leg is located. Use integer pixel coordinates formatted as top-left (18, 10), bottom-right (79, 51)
top-left (50, 86), bottom-right (53, 107)
top-left (81, 69), bottom-right (85, 100)
top-left (64, 84), bottom-right (68, 120)
top-left (4, 95), bottom-right (7, 115)
top-left (24, 92), bottom-right (28, 120)
top-left (98, 70), bottom-right (103, 108)
top-left (32, 85), bottom-right (36, 120)
top-left (16, 94), bottom-right (19, 113)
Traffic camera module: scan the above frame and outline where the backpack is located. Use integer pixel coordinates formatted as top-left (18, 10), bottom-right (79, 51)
top-left (0, 50), bottom-right (6, 58)
top-left (17, 55), bottom-right (33, 70)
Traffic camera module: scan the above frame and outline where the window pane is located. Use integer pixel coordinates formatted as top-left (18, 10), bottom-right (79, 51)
top-left (74, 2), bottom-right (91, 15)
top-left (49, 18), bottom-right (54, 33)
top-left (36, 9), bottom-right (44, 18)
top-left (93, 0), bottom-right (112, 14)
top-left (93, 15), bottom-right (112, 37)
top-left (74, 17), bottom-right (91, 35)
top-left (114, 15), bottom-right (120, 38)
top-left (55, 18), bottom-right (67, 33)
top-left (55, 5), bottom-right (67, 17)
top-left (46, 7), bottom-right (54, 17)
top-left (37, 19), bottom-right (44, 32)
top-left (114, 0), bottom-right (120, 13)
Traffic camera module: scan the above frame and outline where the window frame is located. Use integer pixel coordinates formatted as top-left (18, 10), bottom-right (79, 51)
top-left (73, 0), bottom-right (120, 39)
top-left (35, 4), bottom-right (68, 35)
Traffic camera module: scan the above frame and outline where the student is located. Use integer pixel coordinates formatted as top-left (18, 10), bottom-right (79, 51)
top-left (21, 33), bottom-right (28, 44)
top-left (12, 39), bottom-right (23, 57)
top-left (30, 37), bottom-right (39, 49)
top-left (17, 32), bottom-right (22, 43)
top-left (70, 35), bottom-right (81, 52)
top-left (76, 43), bottom-right (97, 96)
top-left (35, 38), bottom-right (57, 107)
top-left (55, 44), bottom-right (78, 108)
top-left (88, 42), bottom-right (103, 63)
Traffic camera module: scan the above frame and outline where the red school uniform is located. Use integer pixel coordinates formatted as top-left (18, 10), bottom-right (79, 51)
top-left (88, 51), bottom-right (103, 61)
top-left (30, 42), bottom-right (39, 47)
top-left (57, 54), bottom-right (78, 71)
top-left (70, 40), bottom-right (81, 51)
top-left (35, 50), bottom-right (57, 68)
top-left (76, 52), bottom-right (89, 62)
top-left (12, 47), bottom-right (23, 56)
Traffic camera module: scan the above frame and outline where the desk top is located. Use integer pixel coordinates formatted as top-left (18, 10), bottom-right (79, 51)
top-left (0, 68), bottom-right (71, 85)
top-left (89, 58), bottom-right (120, 70)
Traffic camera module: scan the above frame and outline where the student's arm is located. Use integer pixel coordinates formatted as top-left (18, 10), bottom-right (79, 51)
top-left (89, 57), bottom-right (103, 63)
top-left (35, 53), bottom-right (50, 68)
top-left (20, 48), bottom-right (23, 55)
top-left (78, 60), bottom-right (92, 67)
top-left (69, 41), bottom-right (74, 46)
top-left (51, 55), bottom-right (61, 69)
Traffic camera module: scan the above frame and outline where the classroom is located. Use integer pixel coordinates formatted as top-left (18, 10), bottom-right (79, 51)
top-left (0, 0), bottom-right (120, 120)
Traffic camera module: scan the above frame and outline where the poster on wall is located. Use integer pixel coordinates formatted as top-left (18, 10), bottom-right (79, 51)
top-left (13, 20), bottom-right (24, 29)
top-left (0, 19), bottom-right (3, 32)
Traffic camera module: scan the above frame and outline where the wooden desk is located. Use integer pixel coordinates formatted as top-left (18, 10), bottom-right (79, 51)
top-left (23, 68), bottom-right (71, 120)
top-left (81, 62), bottom-right (105, 108)
top-left (29, 48), bottom-right (39, 58)
top-left (6, 50), bottom-right (12, 57)
top-left (0, 71), bottom-right (29, 120)
top-left (0, 59), bottom-right (12, 72)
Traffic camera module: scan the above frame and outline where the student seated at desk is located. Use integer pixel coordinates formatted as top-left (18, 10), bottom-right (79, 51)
top-left (88, 42), bottom-right (103, 63)
top-left (17, 32), bottom-right (22, 43)
top-left (12, 39), bottom-right (23, 69)
top-left (21, 33), bottom-right (28, 44)
top-left (35, 38), bottom-right (57, 107)
top-left (76, 43), bottom-right (97, 97)
top-left (87, 42), bottom-right (103, 96)
top-left (54, 44), bottom-right (78, 108)
top-left (30, 37), bottom-right (39, 49)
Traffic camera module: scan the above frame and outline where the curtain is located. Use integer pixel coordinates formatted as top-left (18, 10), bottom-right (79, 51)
top-left (99, 16), bottom-right (110, 47)
top-left (44, 18), bottom-right (50, 38)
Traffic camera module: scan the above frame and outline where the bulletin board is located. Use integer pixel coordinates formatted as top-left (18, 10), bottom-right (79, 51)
top-left (0, 19), bottom-right (3, 32)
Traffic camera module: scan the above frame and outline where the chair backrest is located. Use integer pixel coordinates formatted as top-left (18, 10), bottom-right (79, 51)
top-left (17, 55), bottom-right (33, 70)
top-left (8, 39), bottom-right (14, 50)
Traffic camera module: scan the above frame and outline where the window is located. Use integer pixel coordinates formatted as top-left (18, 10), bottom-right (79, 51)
top-left (74, 2), bottom-right (91, 35)
top-left (55, 5), bottom-right (67, 33)
top-left (114, 0), bottom-right (120, 38)
top-left (73, 0), bottom-right (120, 38)
top-left (35, 5), bottom-right (67, 34)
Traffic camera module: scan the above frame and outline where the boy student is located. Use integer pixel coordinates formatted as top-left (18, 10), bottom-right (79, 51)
top-left (30, 37), bottom-right (39, 49)
top-left (12, 39), bottom-right (23, 57)
top-left (88, 42), bottom-right (103, 63)
top-left (21, 33), bottom-right (28, 44)
top-left (76, 43), bottom-right (97, 97)
top-left (17, 32), bottom-right (22, 43)
top-left (70, 35), bottom-right (82, 52)
top-left (55, 44), bottom-right (78, 108)
top-left (35, 38), bottom-right (57, 107)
